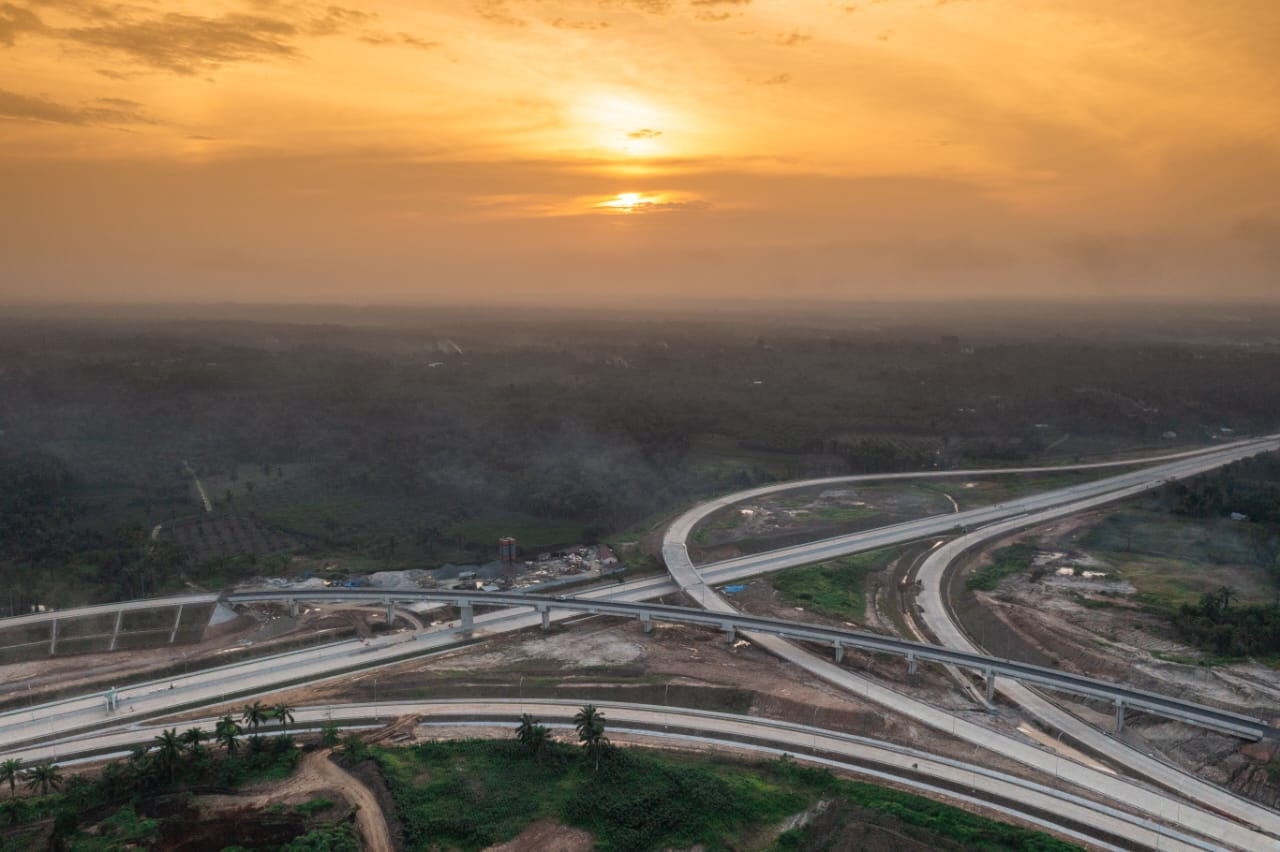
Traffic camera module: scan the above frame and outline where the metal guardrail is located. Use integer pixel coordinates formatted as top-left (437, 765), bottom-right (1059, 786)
top-left (224, 587), bottom-right (1271, 740)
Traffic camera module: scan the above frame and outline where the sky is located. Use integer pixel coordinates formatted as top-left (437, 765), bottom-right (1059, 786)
top-left (1, 0), bottom-right (1277, 306)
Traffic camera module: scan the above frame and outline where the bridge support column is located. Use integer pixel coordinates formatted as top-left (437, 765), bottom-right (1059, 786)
top-left (50, 618), bottom-right (58, 655)
top-left (985, 669), bottom-right (995, 703)
top-left (288, 599), bottom-right (299, 618)
top-left (458, 601), bottom-right (473, 633)
top-left (385, 600), bottom-right (395, 627)
top-left (539, 605), bottom-right (550, 631)
top-left (109, 609), bottom-right (123, 651)
top-left (640, 613), bottom-right (652, 633)
top-left (833, 641), bottom-right (844, 663)
top-left (722, 623), bottom-right (735, 644)
top-left (907, 653), bottom-right (917, 676)
top-left (168, 605), bottom-right (184, 644)
top-left (1115, 699), bottom-right (1125, 733)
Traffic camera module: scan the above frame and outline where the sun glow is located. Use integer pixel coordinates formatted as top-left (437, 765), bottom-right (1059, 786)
top-left (598, 192), bottom-right (655, 212)
top-left (574, 93), bottom-right (670, 157)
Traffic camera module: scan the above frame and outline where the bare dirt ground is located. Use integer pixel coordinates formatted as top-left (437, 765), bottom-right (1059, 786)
top-left (951, 514), bottom-right (1280, 808)
top-left (725, 574), bottom-right (980, 715)
top-left (194, 750), bottom-right (392, 851)
top-left (689, 483), bottom-right (953, 564)
top-left (483, 820), bottom-right (594, 852)
top-left (194, 617), bottom-right (1086, 798)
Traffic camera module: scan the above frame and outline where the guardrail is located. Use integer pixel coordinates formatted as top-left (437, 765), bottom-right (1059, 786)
top-left (224, 587), bottom-right (1272, 741)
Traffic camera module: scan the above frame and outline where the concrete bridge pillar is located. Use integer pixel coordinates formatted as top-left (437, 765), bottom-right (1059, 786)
top-left (722, 622), bottom-right (735, 644)
top-left (458, 601), bottom-right (473, 633)
top-left (833, 641), bottom-right (844, 663)
top-left (168, 605), bottom-right (184, 644)
top-left (109, 609), bottom-right (124, 651)
top-left (538, 605), bottom-right (551, 631)
top-left (288, 599), bottom-right (299, 618)
top-left (640, 613), bottom-right (653, 633)
top-left (985, 669), bottom-right (996, 703)
top-left (1115, 698), bottom-right (1125, 733)
top-left (907, 652), bottom-right (917, 676)
top-left (384, 600), bottom-right (395, 627)
top-left (50, 618), bottom-right (59, 655)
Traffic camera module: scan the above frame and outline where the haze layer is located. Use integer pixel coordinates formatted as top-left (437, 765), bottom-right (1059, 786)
top-left (1, 0), bottom-right (1277, 304)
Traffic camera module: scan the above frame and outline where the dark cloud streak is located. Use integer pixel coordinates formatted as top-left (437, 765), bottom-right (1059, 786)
top-left (0, 2), bottom-right (43, 45)
top-left (0, 88), bottom-right (155, 125)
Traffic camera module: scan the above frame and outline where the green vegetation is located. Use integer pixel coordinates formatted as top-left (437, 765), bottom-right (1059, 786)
top-left (807, 504), bottom-right (880, 524)
top-left (69, 805), bottom-right (159, 851)
top-left (282, 822), bottom-right (361, 851)
top-left (921, 471), bottom-right (1109, 511)
top-left (772, 549), bottom-right (900, 621)
top-left (967, 544), bottom-right (1037, 591)
top-left (12, 314), bottom-right (1280, 607)
top-left (374, 734), bottom-right (1079, 852)
top-left (0, 707), bottom-right (312, 847)
top-left (1172, 587), bottom-right (1280, 657)
top-left (770, 550), bottom-right (897, 621)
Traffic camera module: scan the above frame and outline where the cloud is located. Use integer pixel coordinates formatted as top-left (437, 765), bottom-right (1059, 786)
top-left (627, 128), bottom-right (661, 139)
top-left (611, 0), bottom-right (674, 14)
top-left (9, 2), bottom-right (386, 74)
top-left (474, 0), bottom-right (527, 27)
top-left (690, 0), bottom-right (750, 5)
top-left (62, 12), bottom-right (301, 74)
top-left (549, 18), bottom-right (610, 30)
top-left (775, 30), bottom-right (810, 47)
top-left (304, 5), bottom-right (372, 36)
top-left (759, 73), bottom-right (791, 85)
top-left (0, 2), bottom-right (42, 45)
top-left (359, 30), bottom-right (439, 49)
top-left (0, 88), bottom-right (155, 125)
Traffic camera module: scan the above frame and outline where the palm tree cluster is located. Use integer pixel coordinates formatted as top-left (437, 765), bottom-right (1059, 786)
top-left (514, 713), bottom-right (552, 762)
top-left (0, 758), bottom-right (63, 799)
top-left (515, 706), bottom-right (610, 769)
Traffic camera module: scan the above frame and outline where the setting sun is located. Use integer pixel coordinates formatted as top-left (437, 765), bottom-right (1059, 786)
top-left (599, 192), bottom-right (653, 212)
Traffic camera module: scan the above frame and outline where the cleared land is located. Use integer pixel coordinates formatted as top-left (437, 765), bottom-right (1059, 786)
top-left (949, 507), bottom-right (1280, 808)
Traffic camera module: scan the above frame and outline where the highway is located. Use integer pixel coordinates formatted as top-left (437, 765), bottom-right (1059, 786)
top-left (660, 434), bottom-right (1280, 848)
top-left (223, 588), bottom-right (1271, 739)
top-left (3, 435), bottom-right (1278, 848)
top-left (2, 699), bottom-right (1221, 852)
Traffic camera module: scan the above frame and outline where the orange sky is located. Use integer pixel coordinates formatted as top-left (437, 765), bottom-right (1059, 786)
top-left (1, 0), bottom-right (1277, 305)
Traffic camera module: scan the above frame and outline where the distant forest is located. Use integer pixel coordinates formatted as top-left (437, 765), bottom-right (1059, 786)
top-left (3, 307), bottom-right (1280, 610)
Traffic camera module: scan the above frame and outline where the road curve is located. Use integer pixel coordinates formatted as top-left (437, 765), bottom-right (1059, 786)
top-left (8, 698), bottom-right (1218, 852)
top-left (661, 435), bottom-right (1280, 848)
top-left (913, 484), bottom-right (1280, 842)
top-left (4, 438), bottom-right (1278, 847)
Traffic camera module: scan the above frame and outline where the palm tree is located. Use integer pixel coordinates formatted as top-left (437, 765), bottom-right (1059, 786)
top-left (272, 702), bottom-right (295, 734)
top-left (153, 728), bottom-right (183, 784)
top-left (23, 762), bottom-right (62, 796)
top-left (0, 758), bottom-right (22, 799)
top-left (514, 713), bottom-right (551, 761)
top-left (574, 704), bottom-right (609, 771)
top-left (515, 713), bottom-right (537, 745)
top-left (182, 727), bottom-right (206, 757)
top-left (242, 701), bottom-right (270, 734)
top-left (215, 715), bottom-right (242, 755)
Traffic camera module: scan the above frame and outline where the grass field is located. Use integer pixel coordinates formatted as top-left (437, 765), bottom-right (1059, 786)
top-left (373, 739), bottom-right (1080, 852)
top-left (1078, 508), bottom-right (1278, 610)
top-left (770, 548), bottom-right (900, 622)
top-left (921, 470), bottom-right (1114, 511)
top-left (966, 544), bottom-right (1037, 592)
